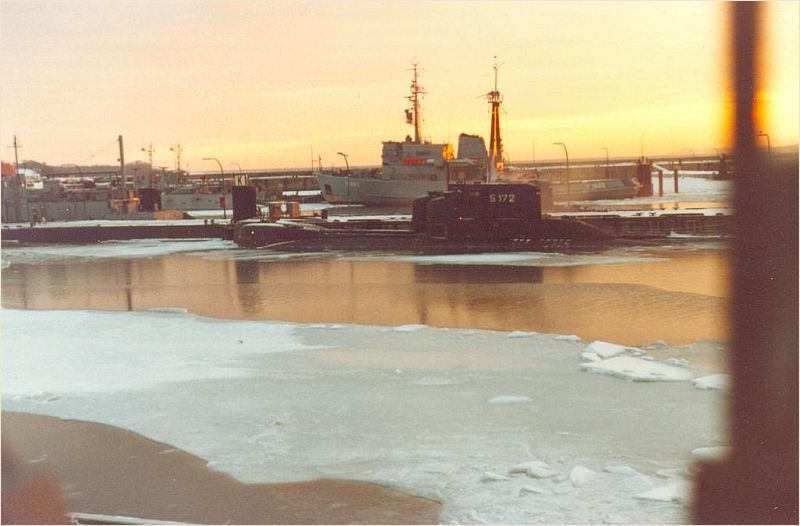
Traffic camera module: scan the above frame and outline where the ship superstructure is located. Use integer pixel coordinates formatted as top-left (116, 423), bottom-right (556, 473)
top-left (315, 64), bottom-right (487, 206)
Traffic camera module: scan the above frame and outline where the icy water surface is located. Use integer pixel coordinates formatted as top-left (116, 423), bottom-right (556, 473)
top-left (2, 308), bottom-right (728, 524)
top-left (1, 238), bottom-right (731, 524)
top-left (1, 239), bottom-right (729, 346)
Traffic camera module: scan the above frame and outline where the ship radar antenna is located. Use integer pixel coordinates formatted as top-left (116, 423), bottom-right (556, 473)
top-left (486, 56), bottom-right (504, 173)
top-left (406, 61), bottom-right (427, 144)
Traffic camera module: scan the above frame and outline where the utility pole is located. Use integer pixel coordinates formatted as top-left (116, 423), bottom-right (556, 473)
top-left (118, 135), bottom-right (127, 195)
top-left (12, 135), bottom-right (24, 188)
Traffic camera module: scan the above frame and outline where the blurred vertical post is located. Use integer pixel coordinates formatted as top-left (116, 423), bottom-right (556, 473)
top-left (693, 2), bottom-right (798, 523)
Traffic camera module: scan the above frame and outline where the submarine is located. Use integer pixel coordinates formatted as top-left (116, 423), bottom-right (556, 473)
top-left (231, 183), bottom-right (626, 251)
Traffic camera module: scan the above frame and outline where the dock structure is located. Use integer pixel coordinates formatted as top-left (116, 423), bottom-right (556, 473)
top-left (1, 222), bottom-right (228, 244)
top-left (546, 212), bottom-right (731, 240)
top-left (0, 208), bottom-right (730, 248)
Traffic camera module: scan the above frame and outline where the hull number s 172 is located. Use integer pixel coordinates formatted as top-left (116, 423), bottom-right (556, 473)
top-left (488, 193), bottom-right (516, 204)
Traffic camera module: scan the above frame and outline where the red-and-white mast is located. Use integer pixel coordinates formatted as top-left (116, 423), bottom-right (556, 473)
top-left (487, 57), bottom-right (504, 173)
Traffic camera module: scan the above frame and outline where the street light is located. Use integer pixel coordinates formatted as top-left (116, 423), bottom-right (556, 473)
top-left (61, 163), bottom-right (83, 183)
top-left (553, 142), bottom-right (570, 208)
top-left (170, 144), bottom-right (182, 172)
top-left (230, 162), bottom-right (243, 174)
top-left (336, 152), bottom-right (350, 172)
top-left (202, 157), bottom-right (226, 219)
top-left (757, 131), bottom-right (771, 153)
top-left (202, 157), bottom-right (225, 176)
top-left (203, 156), bottom-right (225, 186)
top-left (602, 147), bottom-right (609, 179)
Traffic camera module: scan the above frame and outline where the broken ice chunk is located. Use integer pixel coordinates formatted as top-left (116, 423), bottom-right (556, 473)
top-left (580, 352), bottom-right (602, 362)
top-left (480, 471), bottom-right (511, 482)
top-left (508, 331), bottom-right (538, 339)
top-left (692, 374), bottom-right (729, 390)
top-left (569, 465), bottom-right (597, 487)
top-left (635, 481), bottom-right (688, 502)
top-left (603, 465), bottom-right (642, 477)
top-left (584, 341), bottom-right (632, 359)
top-left (391, 324), bottom-right (428, 333)
top-left (519, 485), bottom-right (549, 495)
top-left (509, 460), bottom-right (557, 479)
top-left (581, 356), bottom-right (694, 382)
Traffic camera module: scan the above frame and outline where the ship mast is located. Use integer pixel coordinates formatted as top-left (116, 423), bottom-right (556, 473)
top-left (405, 63), bottom-right (426, 143)
top-left (487, 57), bottom-right (504, 173)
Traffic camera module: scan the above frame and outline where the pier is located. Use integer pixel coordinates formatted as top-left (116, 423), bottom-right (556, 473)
top-left (1, 221), bottom-right (228, 244)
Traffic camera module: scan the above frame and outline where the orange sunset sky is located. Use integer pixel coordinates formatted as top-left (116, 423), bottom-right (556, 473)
top-left (1, 1), bottom-right (798, 171)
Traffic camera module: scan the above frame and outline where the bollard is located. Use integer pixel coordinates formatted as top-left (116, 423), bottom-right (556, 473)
top-left (658, 170), bottom-right (664, 197)
top-left (673, 170), bottom-right (679, 193)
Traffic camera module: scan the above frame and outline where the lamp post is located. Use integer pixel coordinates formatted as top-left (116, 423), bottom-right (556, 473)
top-left (336, 152), bottom-right (350, 172)
top-left (757, 131), bottom-right (771, 153)
top-left (202, 157), bottom-right (224, 176)
top-left (553, 142), bottom-right (570, 208)
top-left (337, 152), bottom-right (351, 211)
top-left (602, 147), bottom-right (609, 179)
top-left (61, 163), bottom-right (84, 184)
top-left (203, 157), bottom-right (226, 218)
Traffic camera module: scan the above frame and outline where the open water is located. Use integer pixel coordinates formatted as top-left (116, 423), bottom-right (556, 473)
top-left (1, 239), bottom-right (729, 347)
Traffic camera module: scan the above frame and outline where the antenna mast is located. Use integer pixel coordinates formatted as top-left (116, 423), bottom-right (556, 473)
top-left (487, 57), bottom-right (504, 173)
top-left (170, 143), bottom-right (182, 173)
top-left (405, 62), bottom-right (426, 143)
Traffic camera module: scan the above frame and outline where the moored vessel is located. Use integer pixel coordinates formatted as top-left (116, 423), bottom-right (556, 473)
top-left (316, 64), bottom-right (490, 206)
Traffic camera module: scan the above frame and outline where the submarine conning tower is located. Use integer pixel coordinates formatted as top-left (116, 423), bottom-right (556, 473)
top-left (411, 183), bottom-right (542, 241)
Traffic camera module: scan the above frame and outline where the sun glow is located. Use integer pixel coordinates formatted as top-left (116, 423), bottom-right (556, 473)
top-left (1, 1), bottom-right (796, 169)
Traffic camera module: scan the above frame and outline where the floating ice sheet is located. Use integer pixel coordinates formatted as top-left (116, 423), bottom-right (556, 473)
top-left (363, 251), bottom-right (666, 268)
top-left (692, 373), bottom-right (729, 390)
top-left (1, 239), bottom-right (231, 264)
top-left (584, 341), bottom-right (632, 359)
top-left (1, 309), bottom-right (312, 395)
top-left (1, 309), bottom-right (726, 525)
top-left (581, 356), bottom-right (694, 382)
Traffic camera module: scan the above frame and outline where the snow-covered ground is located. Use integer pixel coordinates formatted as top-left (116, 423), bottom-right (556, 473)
top-left (2, 307), bottom-right (729, 524)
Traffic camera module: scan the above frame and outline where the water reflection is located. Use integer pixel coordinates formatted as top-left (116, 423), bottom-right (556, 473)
top-left (1, 248), bottom-right (729, 345)
top-left (413, 265), bottom-right (544, 284)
